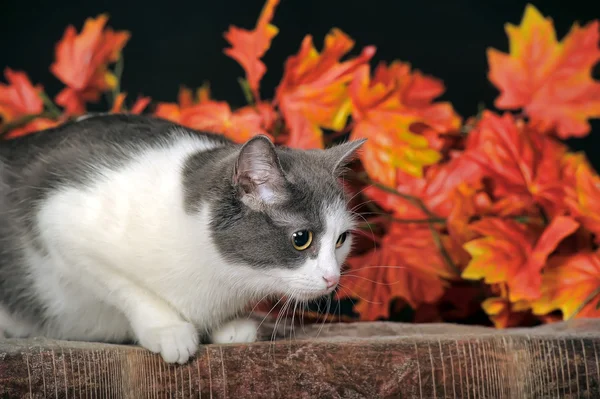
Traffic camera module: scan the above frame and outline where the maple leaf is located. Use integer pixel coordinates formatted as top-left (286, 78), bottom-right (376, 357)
top-left (223, 0), bottom-right (279, 100)
top-left (363, 152), bottom-right (483, 220)
top-left (487, 4), bottom-right (600, 138)
top-left (0, 68), bottom-right (45, 123)
top-left (155, 97), bottom-right (275, 143)
top-left (563, 155), bottom-right (600, 240)
top-left (532, 251), bottom-right (600, 319)
top-left (338, 224), bottom-right (460, 321)
top-left (465, 111), bottom-right (567, 217)
top-left (110, 93), bottom-right (151, 114)
top-left (275, 29), bottom-right (375, 149)
top-left (349, 62), bottom-right (461, 185)
top-left (462, 216), bottom-right (579, 303)
top-left (51, 14), bottom-right (130, 115)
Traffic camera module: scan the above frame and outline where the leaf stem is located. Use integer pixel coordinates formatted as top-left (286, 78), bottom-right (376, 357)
top-left (350, 171), bottom-right (460, 275)
top-left (110, 55), bottom-right (125, 109)
top-left (38, 92), bottom-right (62, 118)
top-left (238, 77), bottom-right (255, 106)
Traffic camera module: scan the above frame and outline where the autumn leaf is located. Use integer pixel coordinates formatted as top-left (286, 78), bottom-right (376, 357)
top-left (462, 216), bottom-right (579, 303)
top-left (482, 295), bottom-right (532, 328)
top-left (155, 96), bottom-right (276, 143)
top-left (3, 118), bottom-right (58, 139)
top-left (465, 111), bottom-right (567, 217)
top-left (349, 62), bottom-right (461, 185)
top-left (51, 14), bottom-right (130, 115)
top-left (532, 251), bottom-right (600, 319)
top-left (0, 68), bottom-right (45, 123)
top-left (338, 224), bottom-right (460, 321)
top-left (487, 4), bottom-right (600, 138)
top-left (275, 29), bottom-right (375, 149)
top-left (224, 0), bottom-right (279, 100)
top-left (364, 152), bottom-right (483, 220)
top-left (563, 155), bottom-right (600, 240)
top-left (110, 93), bottom-right (151, 114)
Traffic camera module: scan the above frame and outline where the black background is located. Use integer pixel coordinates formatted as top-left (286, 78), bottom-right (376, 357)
top-left (1, 0), bottom-right (599, 164)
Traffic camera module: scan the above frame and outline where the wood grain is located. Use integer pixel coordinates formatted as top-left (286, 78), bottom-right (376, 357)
top-left (1, 318), bottom-right (599, 398)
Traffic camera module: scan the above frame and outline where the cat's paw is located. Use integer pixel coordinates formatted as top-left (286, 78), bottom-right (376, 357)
top-left (137, 322), bottom-right (199, 364)
top-left (211, 318), bottom-right (258, 344)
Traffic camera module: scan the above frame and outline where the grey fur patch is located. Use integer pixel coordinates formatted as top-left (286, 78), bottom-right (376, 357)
top-left (183, 136), bottom-right (365, 270)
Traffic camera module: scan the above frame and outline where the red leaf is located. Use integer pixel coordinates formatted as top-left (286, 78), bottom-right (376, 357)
top-left (223, 0), bottom-right (280, 100)
top-left (0, 68), bottom-right (44, 123)
top-left (275, 29), bottom-right (375, 149)
top-left (51, 14), bottom-right (130, 115)
top-left (487, 5), bottom-right (600, 138)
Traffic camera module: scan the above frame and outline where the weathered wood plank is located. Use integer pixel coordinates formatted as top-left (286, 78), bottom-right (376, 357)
top-left (1, 319), bottom-right (599, 398)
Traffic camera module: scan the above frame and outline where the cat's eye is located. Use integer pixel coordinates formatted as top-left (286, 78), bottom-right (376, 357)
top-left (292, 230), bottom-right (313, 251)
top-left (336, 231), bottom-right (349, 248)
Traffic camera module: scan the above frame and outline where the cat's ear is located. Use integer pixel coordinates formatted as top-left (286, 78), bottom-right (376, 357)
top-left (325, 138), bottom-right (367, 176)
top-left (233, 135), bottom-right (287, 206)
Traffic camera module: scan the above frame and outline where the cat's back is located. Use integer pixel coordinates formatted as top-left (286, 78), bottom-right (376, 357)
top-left (0, 114), bottom-right (231, 169)
top-left (0, 114), bottom-right (232, 213)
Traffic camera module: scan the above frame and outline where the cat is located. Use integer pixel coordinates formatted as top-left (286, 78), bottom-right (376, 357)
top-left (0, 114), bottom-right (365, 364)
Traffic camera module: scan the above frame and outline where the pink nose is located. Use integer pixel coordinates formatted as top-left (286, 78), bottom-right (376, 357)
top-left (323, 275), bottom-right (340, 289)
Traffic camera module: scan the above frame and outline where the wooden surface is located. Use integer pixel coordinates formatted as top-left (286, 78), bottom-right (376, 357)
top-left (1, 318), bottom-right (600, 398)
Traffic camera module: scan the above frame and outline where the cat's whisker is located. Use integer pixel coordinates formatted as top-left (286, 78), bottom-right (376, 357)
top-left (337, 283), bottom-right (384, 305)
top-left (346, 184), bottom-right (373, 206)
top-left (315, 294), bottom-right (333, 339)
top-left (256, 295), bottom-right (285, 335)
top-left (340, 274), bottom-right (403, 286)
top-left (342, 264), bottom-right (410, 274)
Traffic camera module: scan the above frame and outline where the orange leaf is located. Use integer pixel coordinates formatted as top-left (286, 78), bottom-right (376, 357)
top-left (532, 251), bottom-right (600, 319)
top-left (4, 118), bottom-right (59, 139)
top-left (0, 68), bottom-right (44, 123)
top-left (487, 4), bottom-right (600, 138)
top-left (275, 29), bottom-right (375, 149)
top-left (364, 152), bottom-right (483, 220)
top-left (338, 224), bottom-right (459, 321)
top-left (465, 111), bottom-right (567, 217)
top-left (462, 216), bottom-right (579, 302)
top-left (482, 295), bottom-right (532, 328)
top-left (349, 62), bottom-right (461, 184)
top-left (51, 14), bottom-right (130, 115)
top-left (110, 93), bottom-right (151, 114)
top-left (223, 0), bottom-right (280, 100)
top-left (564, 155), bottom-right (600, 241)
top-left (156, 96), bottom-right (275, 143)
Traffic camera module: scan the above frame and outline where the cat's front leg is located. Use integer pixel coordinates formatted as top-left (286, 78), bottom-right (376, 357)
top-left (210, 318), bottom-right (259, 344)
top-left (100, 281), bottom-right (200, 364)
top-left (57, 255), bottom-right (199, 364)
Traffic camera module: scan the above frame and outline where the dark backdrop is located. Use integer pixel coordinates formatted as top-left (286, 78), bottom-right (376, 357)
top-left (1, 0), bottom-right (599, 164)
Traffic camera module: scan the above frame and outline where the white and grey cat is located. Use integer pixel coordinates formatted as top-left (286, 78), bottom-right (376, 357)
top-left (0, 114), bottom-right (364, 364)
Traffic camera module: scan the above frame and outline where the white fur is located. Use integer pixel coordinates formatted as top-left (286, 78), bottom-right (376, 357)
top-left (3, 134), bottom-right (355, 364)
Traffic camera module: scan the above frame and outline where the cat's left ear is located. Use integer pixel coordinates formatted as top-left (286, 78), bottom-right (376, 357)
top-left (233, 135), bottom-right (288, 207)
top-left (325, 138), bottom-right (367, 176)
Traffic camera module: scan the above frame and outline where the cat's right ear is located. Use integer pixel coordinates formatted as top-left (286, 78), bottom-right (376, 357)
top-left (233, 135), bottom-right (287, 208)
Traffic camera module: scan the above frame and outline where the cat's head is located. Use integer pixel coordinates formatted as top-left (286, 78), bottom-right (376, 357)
top-left (210, 135), bottom-right (366, 302)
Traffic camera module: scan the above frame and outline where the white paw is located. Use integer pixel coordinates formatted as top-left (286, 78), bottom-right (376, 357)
top-left (137, 322), bottom-right (199, 364)
top-left (211, 318), bottom-right (258, 344)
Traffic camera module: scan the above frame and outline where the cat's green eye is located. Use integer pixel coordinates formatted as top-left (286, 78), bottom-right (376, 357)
top-left (292, 230), bottom-right (313, 251)
top-left (336, 231), bottom-right (349, 248)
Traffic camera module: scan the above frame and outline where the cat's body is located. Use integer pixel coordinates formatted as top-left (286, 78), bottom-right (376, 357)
top-left (0, 114), bottom-right (363, 363)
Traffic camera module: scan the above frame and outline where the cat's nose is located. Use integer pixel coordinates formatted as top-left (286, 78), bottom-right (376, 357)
top-left (323, 275), bottom-right (340, 289)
